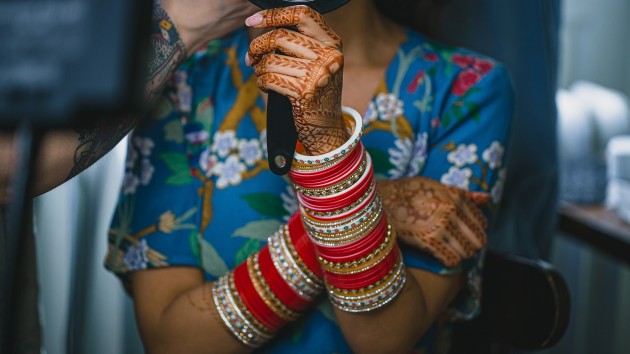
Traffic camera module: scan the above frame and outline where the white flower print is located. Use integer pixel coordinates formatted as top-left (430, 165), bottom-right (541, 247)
top-left (260, 129), bottom-right (268, 159)
top-left (122, 171), bottom-right (140, 195)
top-left (409, 132), bottom-right (429, 176)
top-left (482, 141), bottom-right (504, 170)
top-left (363, 101), bottom-right (378, 125)
top-left (491, 168), bottom-right (507, 203)
top-left (123, 239), bottom-right (149, 271)
top-left (133, 136), bottom-right (155, 157)
top-left (441, 166), bottom-right (473, 189)
top-left (375, 93), bottom-right (404, 121)
top-left (388, 138), bottom-right (414, 178)
top-left (199, 148), bottom-right (218, 177)
top-left (139, 158), bottom-right (155, 185)
top-left (281, 185), bottom-right (298, 220)
top-left (213, 154), bottom-right (246, 189)
top-left (173, 71), bottom-right (192, 113)
top-left (185, 130), bottom-right (210, 145)
top-left (447, 144), bottom-right (478, 167)
top-left (212, 130), bottom-right (238, 158)
top-left (238, 138), bottom-right (263, 166)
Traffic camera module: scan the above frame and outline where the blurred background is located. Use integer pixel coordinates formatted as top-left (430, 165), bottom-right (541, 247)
top-left (28, 0), bottom-right (630, 353)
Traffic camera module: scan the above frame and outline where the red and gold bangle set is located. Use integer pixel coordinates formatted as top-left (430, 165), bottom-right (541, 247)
top-left (212, 107), bottom-right (405, 347)
top-left (290, 107), bottom-right (406, 313)
top-left (212, 212), bottom-right (322, 348)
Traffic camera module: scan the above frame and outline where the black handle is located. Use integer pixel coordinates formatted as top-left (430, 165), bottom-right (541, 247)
top-left (267, 89), bottom-right (298, 175)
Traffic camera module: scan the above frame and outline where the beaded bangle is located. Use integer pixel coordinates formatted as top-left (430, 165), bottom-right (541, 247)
top-left (247, 254), bottom-right (300, 322)
top-left (301, 180), bottom-right (376, 219)
top-left (301, 195), bottom-right (381, 234)
top-left (293, 106), bottom-right (363, 166)
top-left (212, 275), bottom-right (274, 348)
top-left (291, 157), bottom-right (367, 197)
top-left (319, 225), bottom-right (396, 275)
top-left (328, 260), bottom-right (407, 313)
top-left (268, 228), bottom-right (322, 301)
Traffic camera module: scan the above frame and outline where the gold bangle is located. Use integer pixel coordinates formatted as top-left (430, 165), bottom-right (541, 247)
top-left (247, 254), bottom-right (300, 321)
top-left (302, 180), bottom-right (376, 218)
top-left (292, 154), bottom-right (367, 197)
top-left (319, 224), bottom-right (396, 275)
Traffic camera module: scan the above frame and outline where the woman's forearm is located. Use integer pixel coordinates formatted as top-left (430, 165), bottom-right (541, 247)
top-left (334, 267), bottom-right (463, 354)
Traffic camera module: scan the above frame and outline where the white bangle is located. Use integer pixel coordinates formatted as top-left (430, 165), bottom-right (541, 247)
top-left (293, 106), bottom-right (363, 165)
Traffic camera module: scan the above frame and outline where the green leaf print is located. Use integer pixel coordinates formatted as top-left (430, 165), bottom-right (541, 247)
top-left (234, 238), bottom-right (263, 265)
top-left (195, 97), bottom-right (214, 131)
top-left (232, 219), bottom-right (282, 240)
top-left (189, 231), bottom-right (201, 263)
top-left (163, 120), bottom-right (184, 144)
top-left (159, 152), bottom-right (193, 185)
top-left (367, 148), bottom-right (395, 174)
top-left (241, 193), bottom-right (287, 218)
top-left (198, 236), bottom-right (229, 277)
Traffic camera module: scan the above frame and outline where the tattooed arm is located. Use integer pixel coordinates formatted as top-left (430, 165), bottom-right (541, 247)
top-left (0, 1), bottom-right (257, 204)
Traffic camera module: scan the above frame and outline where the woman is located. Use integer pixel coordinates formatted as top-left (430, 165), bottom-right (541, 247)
top-left (106, 1), bottom-right (513, 353)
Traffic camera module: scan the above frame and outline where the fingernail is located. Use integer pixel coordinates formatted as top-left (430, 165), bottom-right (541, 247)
top-left (245, 13), bottom-right (263, 27)
top-left (245, 52), bottom-right (252, 66)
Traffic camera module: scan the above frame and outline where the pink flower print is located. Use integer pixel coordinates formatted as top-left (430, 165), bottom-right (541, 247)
top-left (452, 69), bottom-right (481, 96)
top-left (473, 59), bottom-right (494, 75)
top-left (452, 53), bottom-right (475, 68)
top-left (407, 70), bottom-right (425, 93)
top-left (424, 53), bottom-right (439, 62)
top-left (431, 117), bottom-right (441, 129)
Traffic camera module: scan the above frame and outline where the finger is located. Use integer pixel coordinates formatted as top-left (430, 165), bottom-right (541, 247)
top-left (253, 54), bottom-right (311, 78)
top-left (246, 6), bottom-right (341, 49)
top-left (465, 191), bottom-right (490, 207)
top-left (395, 224), bottom-right (462, 267)
top-left (247, 28), bottom-right (319, 66)
top-left (256, 72), bottom-right (302, 98)
top-left (446, 217), bottom-right (482, 259)
top-left (452, 205), bottom-right (488, 250)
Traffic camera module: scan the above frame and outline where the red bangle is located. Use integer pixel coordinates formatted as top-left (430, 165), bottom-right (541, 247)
top-left (306, 186), bottom-right (377, 223)
top-left (288, 213), bottom-right (323, 277)
top-left (315, 217), bottom-right (388, 262)
top-left (298, 167), bottom-right (374, 212)
top-left (324, 246), bottom-right (400, 290)
top-left (233, 262), bottom-right (285, 331)
top-left (290, 145), bottom-right (364, 187)
top-left (258, 246), bottom-right (311, 312)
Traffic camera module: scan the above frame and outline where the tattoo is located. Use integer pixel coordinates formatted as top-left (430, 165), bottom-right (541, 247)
top-left (68, 3), bottom-right (187, 180)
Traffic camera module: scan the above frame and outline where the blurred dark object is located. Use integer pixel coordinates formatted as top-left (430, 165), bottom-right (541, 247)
top-left (0, 0), bottom-right (151, 352)
top-left (249, 0), bottom-right (349, 13)
top-left (0, 0), bottom-right (151, 127)
top-left (451, 251), bottom-right (571, 354)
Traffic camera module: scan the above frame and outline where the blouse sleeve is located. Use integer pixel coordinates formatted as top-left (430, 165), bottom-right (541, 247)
top-left (105, 94), bottom-right (205, 278)
top-left (401, 60), bottom-right (515, 319)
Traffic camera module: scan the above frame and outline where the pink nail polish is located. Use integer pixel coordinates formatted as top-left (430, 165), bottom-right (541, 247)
top-left (245, 53), bottom-right (252, 66)
top-left (245, 13), bottom-right (263, 27)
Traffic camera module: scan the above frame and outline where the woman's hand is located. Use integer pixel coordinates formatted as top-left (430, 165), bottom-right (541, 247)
top-left (161, 0), bottom-right (258, 53)
top-left (377, 177), bottom-right (490, 267)
top-left (245, 6), bottom-right (348, 155)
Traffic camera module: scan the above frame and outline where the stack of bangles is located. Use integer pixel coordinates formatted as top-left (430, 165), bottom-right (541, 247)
top-left (212, 212), bottom-right (323, 348)
top-left (211, 107), bottom-right (406, 347)
top-left (290, 106), bottom-right (406, 313)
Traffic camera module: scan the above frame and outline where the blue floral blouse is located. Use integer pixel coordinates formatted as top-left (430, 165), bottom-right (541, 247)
top-left (106, 27), bottom-right (513, 354)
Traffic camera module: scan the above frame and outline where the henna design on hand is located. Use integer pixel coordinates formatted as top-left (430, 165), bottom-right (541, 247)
top-left (246, 6), bottom-right (347, 155)
top-left (377, 177), bottom-right (490, 267)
